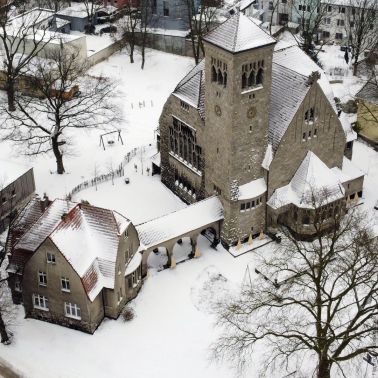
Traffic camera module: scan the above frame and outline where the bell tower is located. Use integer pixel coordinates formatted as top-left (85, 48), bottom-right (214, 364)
top-left (202, 13), bottom-right (276, 247)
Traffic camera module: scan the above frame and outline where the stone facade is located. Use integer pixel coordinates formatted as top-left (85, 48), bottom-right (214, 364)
top-left (158, 13), bottom-right (364, 246)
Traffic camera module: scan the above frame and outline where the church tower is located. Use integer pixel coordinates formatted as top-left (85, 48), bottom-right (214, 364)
top-left (202, 13), bottom-right (276, 247)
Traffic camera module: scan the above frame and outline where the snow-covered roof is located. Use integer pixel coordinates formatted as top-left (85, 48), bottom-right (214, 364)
top-left (151, 152), bottom-right (161, 167)
top-left (262, 144), bottom-right (273, 170)
top-left (273, 44), bottom-right (337, 112)
top-left (238, 178), bottom-right (267, 200)
top-left (136, 196), bottom-right (224, 249)
top-left (269, 63), bottom-right (310, 151)
top-left (268, 152), bottom-right (345, 209)
top-left (125, 252), bottom-right (142, 276)
top-left (339, 112), bottom-right (357, 142)
top-left (15, 199), bottom-right (76, 252)
top-left (0, 159), bottom-right (32, 189)
top-left (239, 0), bottom-right (256, 11)
top-left (56, 3), bottom-right (88, 18)
top-left (331, 156), bottom-right (364, 183)
top-left (203, 12), bottom-right (276, 54)
top-left (50, 204), bottom-right (130, 301)
top-left (173, 60), bottom-right (205, 119)
top-left (8, 8), bottom-right (54, 30)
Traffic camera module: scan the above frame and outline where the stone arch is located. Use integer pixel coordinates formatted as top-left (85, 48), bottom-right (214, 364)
top-left (241, 72), bottom-right (247, 89)
top-left (248, 70), bottom-right (255, 87)
top-left (256, 68), bottom-right (264, 85)
top-left (211, 65), bottom-right (217, 82)
top-left (144, 246), bottom-right (171, 274)
top-left (172, 237), bottom-right (193, 263)
top-left (217, 69), bottom-right (223, 85)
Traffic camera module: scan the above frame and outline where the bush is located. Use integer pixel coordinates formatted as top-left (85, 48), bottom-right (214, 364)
top-left (352, 121), bottom-right (363, 133)
top-left (122, 307), bottom-right (135, 322)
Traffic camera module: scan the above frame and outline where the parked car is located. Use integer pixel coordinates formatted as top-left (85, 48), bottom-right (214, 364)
top-left (340, 45), bottom-right (352, 52)
top-left (100, 26), bottom-right (117, 35)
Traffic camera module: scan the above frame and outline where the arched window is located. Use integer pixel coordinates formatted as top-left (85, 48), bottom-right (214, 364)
top-left (248, 71), bottom-right (255, 87)
top-left (256, 68), bottom-right (264, 85)
top-left (217, 69), bottom-right (223, 85)
top-left (223, 72), bottom-right (227, 87)
top-left (241, 72), bottom-right (247, 89)
top-left (211, 66), bottom-right (217, 82)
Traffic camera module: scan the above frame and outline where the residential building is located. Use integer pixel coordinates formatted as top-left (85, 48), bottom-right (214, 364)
top-left (0, 160), bottom-right (35, 232)
top-left (7, 199), bottom-right (142, 333)
top-left (319, 0), bottom-right (377, 44)
top-left (157, 12), bottom-right (364, 247)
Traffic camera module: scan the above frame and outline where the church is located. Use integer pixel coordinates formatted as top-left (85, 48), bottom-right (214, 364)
top-left (156, 12), bottom-right (364, 248)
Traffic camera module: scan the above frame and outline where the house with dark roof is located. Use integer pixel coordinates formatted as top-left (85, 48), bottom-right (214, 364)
top-left (157, 12), bottom-right (364, 245)
top-left (7, 199), bottom-right (141, 333)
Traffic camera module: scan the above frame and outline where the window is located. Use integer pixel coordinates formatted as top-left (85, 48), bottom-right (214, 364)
top-left (163, 1), bottom-right (169, 16)
top-left (325, 18), bottom-right (331, 24)
top-left (1, 197), bottom-right (6, 204)
top-left (298, 4), bottom-right (302, 10)
top-left (11, 189), bottom-right (16, 197)
top-left (281, 0), bottom-right (287, 3)
top-left (64, 302), bottom-right (81, 319)
top-left (33, 294), bottom-right (49, 311)
top-left (211, 57), bottom-right (227, 87)
top-left (314, 128), bottom-right (317, 137)
top-left (337, 19), bottom-right (345, 26)
top-left (350, 20), bottom-right (355, 27)
top-left (131, 267), bottom-right (141, 287)
top-left (335, 33), bottom-right (343, 39)
top-left (47, 252), bottom-right (55, 264)
top-left (38, 271), bottom-right (47, 286)
top-left (180, 100), bottom-right (189, 112)
top-left (323, 31), bottom-right (330, 38)
top-left (246, 202), bottom-right (251, 211)
top-left (302, 132), bottom-right (306, 140)
top-left (61, 277), bottom-right (70, 292)
top-left (240, 203), bottom-right (246, 212)
top-left (305, 107), bottom-right (315, 123)
top-left (308, 130), bottom-right (312, 138)
top-left (327, 5), bottom-right (332, 12)
top-left (251, 200), bottom-right (255, 208)
top-left (339, 6), bottom-right (345, 13)
top-left (242, 61), bottom-right (264, 90)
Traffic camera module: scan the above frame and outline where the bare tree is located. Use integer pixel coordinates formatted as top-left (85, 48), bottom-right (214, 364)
top-left (140, 0), bottom-right (153, 69)
top-left (213, 192), bottom-right (378, 378)
top-left (345, 0), bottom-right (378, 76)
top-left (356, 69), bottom-right (378, 126)
top-left (115, 4), bottom-right (140, 63)
top-left (83, 0), bottom-right (103, 33)
top-left (292, 0), bottom-right (331, 59)
top-left (186, 0), bottom-right (221, 64)
top-left (0, 281), bottom-right (11, 344)
top-left (1, 48), bottom-right (121, 174)
top-left (33, 0), bottom-right (71, 12)
top-left (0, 2), bottom-right (58, 111)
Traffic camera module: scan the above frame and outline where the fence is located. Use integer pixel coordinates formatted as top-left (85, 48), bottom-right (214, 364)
top-left (66, 146), bottom-right (143, 200)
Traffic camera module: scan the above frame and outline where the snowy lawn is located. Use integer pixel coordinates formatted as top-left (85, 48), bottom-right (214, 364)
top-left (0, 48), bottom-right (194, 200)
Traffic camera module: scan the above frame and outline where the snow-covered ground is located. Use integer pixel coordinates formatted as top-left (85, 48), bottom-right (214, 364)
top-left (0, 48), bottom-right (194, 200)
top-left (0, 42), bottom-right (378, 378)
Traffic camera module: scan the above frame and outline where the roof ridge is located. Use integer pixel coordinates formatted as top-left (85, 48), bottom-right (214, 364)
top-left (272, 61), bottom-right (310, 81)
top-left (135, 196), bottom-right (220, 227)
top-left (232, 12), bottom-right (240, 51)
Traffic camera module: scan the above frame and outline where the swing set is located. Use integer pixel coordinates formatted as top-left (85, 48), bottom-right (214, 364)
top-left (99, 130), bottom-right (124, 150)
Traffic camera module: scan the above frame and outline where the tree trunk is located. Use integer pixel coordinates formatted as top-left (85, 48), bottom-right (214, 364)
top-left (6, 77), bottom-right (16, 112)
top-left (130, 42), bottom-right (134, 63)
top-left (52, 136), bottom-right (65, 174)
top-left (353, 62), bottom-right (358, 76)
top-left (0, 311), bottom-right (9, 345)
top-left (317, 358), bottom-right (331, 378)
